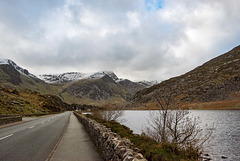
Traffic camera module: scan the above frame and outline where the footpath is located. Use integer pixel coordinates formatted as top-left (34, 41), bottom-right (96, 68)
top-left (49, 112), bottom-right (103, 161)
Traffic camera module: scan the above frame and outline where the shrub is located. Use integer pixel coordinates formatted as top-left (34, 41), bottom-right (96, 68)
top-left (83, 113), bottom-right (199, 161)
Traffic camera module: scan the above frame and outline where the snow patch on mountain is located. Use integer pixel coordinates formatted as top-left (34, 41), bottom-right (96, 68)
top-left (138, 80), bottom-right (158, 87)
top-left (0, 59), bottom-right (9, 65)
top-left (38, 71), bottom-right (119, 83)
top-left (38, 70), bottom-right (158, 87)
top-left (0, 59), bottom-right (36, 78)
top-left (38, 72), bottom-right (84, 83)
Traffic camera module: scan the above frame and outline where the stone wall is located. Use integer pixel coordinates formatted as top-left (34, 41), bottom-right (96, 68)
top-left (74, 112), bottom-right (147, 161)
top-left (0, 115), bottom-right (22, 125)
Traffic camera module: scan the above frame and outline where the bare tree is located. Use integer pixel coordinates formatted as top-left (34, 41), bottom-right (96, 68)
top-left (92, 103), bottom-right (124, 122)
top-left (145, 88), bottom-right (214, 150)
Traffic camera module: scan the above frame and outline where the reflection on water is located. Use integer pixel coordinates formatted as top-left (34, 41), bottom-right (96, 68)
top-left (120, 110), bottom-right (240, 161)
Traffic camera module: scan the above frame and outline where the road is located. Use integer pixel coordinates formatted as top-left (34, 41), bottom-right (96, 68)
top-left (0, 111), bottom-right (71, 161)
top-left (50, 113), bottom-right (103, 161)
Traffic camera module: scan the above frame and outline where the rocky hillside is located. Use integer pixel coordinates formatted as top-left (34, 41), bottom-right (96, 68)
top-left (37, 71), bottom-right (154, 105)
top-left (59, 75), bottom-right (134, 105)
top-left (0, 87), bottom-right (72, 114)
top-left (133, 45), bottom-right (240, 109)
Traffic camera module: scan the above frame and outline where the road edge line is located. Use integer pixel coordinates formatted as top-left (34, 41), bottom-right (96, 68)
top-left (45, 112), bottom-right (71, 161)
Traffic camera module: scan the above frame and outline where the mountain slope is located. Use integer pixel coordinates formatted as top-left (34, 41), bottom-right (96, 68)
top-left (0, 86), bottom-right (72, 114)
top-left (133, 45), bottom-right (240, 109)
top-left (0, 59), bottom-right (64, 100)
top-left (118, 79), bottom-right (146, 93)
top-left (0, 59), bottom-right (36, 78)
top-left (38, 71), bottom-right (152, 105)
top-left (59, 75), bottom-right (132, 105)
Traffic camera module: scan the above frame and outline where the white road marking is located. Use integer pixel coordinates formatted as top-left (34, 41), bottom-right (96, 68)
top-left (0, 134), bottom-right (14, 141)
top-left (41, 122), bottom-right (45, 124)
top-left (29, 126), bottom-right (35, 129)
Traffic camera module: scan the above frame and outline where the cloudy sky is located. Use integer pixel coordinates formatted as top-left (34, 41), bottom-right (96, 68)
top-left (0, 0), bottom-right (240, 81)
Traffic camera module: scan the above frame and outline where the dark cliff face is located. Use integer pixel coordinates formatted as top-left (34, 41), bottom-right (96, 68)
top-left (133, 45), bottom-right (240, 104)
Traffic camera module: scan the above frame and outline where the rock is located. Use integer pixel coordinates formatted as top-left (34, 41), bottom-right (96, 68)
top-left (135, 153), bottom-right (144, 159)
top-left (123, 156), bottom-right (134, 161)
top-left (203, 158), bottom-right (211, 161)
top-left (133, 147), bottom-right (140, 153)
top-left (201, 154), bottom-right (212, 161)
top-left (123, 149), bottom-right (133, 159)
top-left (116, 147), bottom-right (127, 157)
top-left (221, 156), bottom-right (228, 159)
top-left (112, 154), bottom-right (120, 161)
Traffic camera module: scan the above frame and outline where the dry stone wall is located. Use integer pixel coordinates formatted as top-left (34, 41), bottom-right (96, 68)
top-left (74, 112), bottom-right (147, 161)
top-left (0, 115), bottom-right (22, 125)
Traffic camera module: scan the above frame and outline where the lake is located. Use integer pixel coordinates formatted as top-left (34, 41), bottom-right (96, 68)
top-left (119, 110), bottom-right (240, 161)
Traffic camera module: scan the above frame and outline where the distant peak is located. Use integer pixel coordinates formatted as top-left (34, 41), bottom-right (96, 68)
top-left (0, 59), bottom-right (16, 65)
top-left (38, 71), bottom-right (120, 83)
top-left (138, 80), bottom-right (158, 87)
top-left (101, 71), bottom-right (115, 74)
top-left (0, 59), bottom-right (36, 78)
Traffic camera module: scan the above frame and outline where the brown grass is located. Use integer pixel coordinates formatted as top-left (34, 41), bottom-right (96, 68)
top-left (131, 100), bottom-right (240, 110)
top-left (184, 100), bottom-right (240, 110)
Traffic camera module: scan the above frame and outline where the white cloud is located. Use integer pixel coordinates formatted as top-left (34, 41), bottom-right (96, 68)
top-left (0, 0), bottom-right (240, 81)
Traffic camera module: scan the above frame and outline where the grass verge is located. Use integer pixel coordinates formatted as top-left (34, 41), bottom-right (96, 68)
top-left (78, 112), bottom-right (199, 161)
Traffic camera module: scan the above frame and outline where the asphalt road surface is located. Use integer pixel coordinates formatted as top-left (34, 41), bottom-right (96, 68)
top-left (0, 111), bottom-right (71, 161)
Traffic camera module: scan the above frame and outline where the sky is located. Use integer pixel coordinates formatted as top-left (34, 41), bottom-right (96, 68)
top-left (0, 0), bottom-right (240, 81)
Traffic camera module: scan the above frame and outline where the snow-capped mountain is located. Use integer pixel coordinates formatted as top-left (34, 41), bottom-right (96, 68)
top-left (38, 70), bottom-right (157, 88)
top-left (0, 59), bottom-right (36, 78)
top-left (38, 71), bottom-right (158, 87)
top-left (138, 80), bottom-right (158, 87)
top-left (38, 71), bottom-right (119, 83)
top-left (38, 72), bottom-right (84, 83)
top-left (87, 71), bottom-right (119, 81)
top-left (0, 58), bottom-right (158, 105)
top-left (0, 59), bottom-right (157, 89)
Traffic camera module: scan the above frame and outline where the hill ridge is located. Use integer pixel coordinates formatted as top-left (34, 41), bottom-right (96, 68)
top-left (133, 45), bottom-right (240, 109)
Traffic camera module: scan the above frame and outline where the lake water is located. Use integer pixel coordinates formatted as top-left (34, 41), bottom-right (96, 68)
top-left (119, 110), bottom-right (240, 161)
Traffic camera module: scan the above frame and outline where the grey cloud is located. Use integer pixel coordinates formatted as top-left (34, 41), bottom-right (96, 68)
top-left (0, 0), bottom-right (240, 81)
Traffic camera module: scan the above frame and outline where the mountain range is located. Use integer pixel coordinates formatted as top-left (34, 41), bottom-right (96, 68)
top-left (1, 45), bottom-right (240, 111)
top-left (133, 45), bottom-right (240, 109)
top-left (38, 71), bottom-right (157, 87)
top-left (0, 59), bottom-right (157, 107)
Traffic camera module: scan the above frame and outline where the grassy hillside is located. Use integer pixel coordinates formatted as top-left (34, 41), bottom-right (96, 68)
top-left (133, 45), bottom-right (240, 109)
top-left (0, 87), bottom-right (72, 115)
